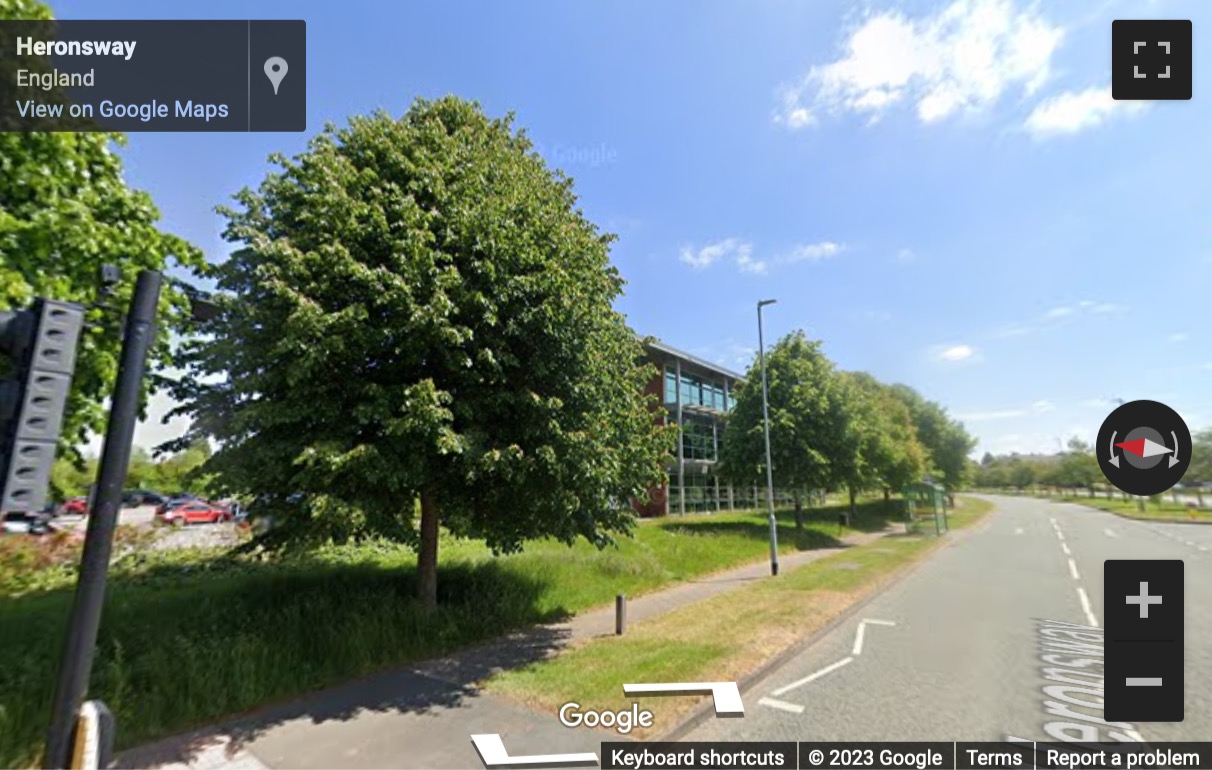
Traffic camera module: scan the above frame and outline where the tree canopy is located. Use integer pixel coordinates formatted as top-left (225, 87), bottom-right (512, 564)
top-left (0, 0), bottom-right (205, 457)
top-left (171, 97), bottom-right (672, 608)
top-left (720, 330), bottom-right (959, 513)
top-left (719, 331), bottom-right (849, 502)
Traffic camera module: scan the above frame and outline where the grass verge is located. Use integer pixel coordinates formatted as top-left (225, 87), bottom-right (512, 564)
top-left (486, 496), bottom-right (994, 739)
top-left (0, 498), bottom-right (901, 768)
top-left (1037, 494), bottom-right (1212, 522)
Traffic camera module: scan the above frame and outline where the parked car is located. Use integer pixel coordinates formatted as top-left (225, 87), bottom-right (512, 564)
top-left (154, 497), bottom-right (196, 518)
top-left (2, 511), bottom-right (55, 535)
top-left (122, 490), bottom-right (168, 507)
top-left (155, 501), bottom-right (230, 526)
top-left (59, 497), bottom-right (88, 516)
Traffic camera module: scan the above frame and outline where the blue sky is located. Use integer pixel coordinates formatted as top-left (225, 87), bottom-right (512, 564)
top-left (56, 0), bottom-right (1211, 458)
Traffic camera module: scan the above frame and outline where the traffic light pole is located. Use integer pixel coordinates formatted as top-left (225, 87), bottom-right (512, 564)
top-left (44, 271), bottom-right (162, 770)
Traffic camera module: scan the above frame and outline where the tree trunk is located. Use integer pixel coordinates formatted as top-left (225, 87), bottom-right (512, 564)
top-left (848, 485), bottom-right (857, 520)
top-left (793, 491), bottom-right (803, 534)
top-left (418, 490), bottom-right (440, 611)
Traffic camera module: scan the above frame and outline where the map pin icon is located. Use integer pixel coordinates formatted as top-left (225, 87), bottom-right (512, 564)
top-left (264, 57), bottom-right (288, 95)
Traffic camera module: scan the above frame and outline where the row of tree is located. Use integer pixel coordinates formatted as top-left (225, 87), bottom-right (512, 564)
top-left (719, 331), bottom-right (975, 521)
top-left (50, 441), bottom-right (215, 501)
top-left (975, 431), bottom-right (1212, 489)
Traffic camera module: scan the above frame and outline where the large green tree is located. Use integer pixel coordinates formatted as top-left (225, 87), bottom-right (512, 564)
top-left (0, 0), bottom-right (205, 457)
top-left (719, 330), bottom-right (849, 526)
top-left (836, 371), bottom-right (927, 511)
top-left (170, 98), bottom-right (671, 608)
top-left (887, 384), bottom-right (976, 498)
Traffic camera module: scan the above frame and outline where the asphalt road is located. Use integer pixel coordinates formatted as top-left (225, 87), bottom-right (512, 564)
top-left (689, 494), bottom-right (1212, 744)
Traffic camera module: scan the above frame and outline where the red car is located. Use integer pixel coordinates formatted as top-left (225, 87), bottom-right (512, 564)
top-left (59, 497), bottom-right (88, 515)
top-left (155, 501), bottom-right (230, 526)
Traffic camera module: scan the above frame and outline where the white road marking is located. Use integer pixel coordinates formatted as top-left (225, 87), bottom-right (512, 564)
top-left (1104, 528), bottom-right (1119, 538)
top-left (1076, 587), bottom-right (1099, 628)
top-left (851, 618), bottom-right (896, 655)
top-left (1185, 541), bottom-right (1196, 547)
top-left (758, 697), bottom-right (805, 714)
top-left (1060, 542), bottom-right (1071, 556)
top-left (1199, 546), bottom-right (1209, 552)
top-left (771, 657), bottom-right (854, 697)
top-left (852, 623), bottom-right (866, 656)
top-left (1068, 558), bottom-right (1080, 581)
top-left (1014, 527), bottom-right (1024, 535)
top-left (1055, 530), bottom-right (1065, 542)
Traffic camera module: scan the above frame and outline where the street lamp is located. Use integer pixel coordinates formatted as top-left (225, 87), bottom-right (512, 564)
top-left (757, 299), bottom-right (779, 576)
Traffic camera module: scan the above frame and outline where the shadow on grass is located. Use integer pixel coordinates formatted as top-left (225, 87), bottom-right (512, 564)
top-left (659, 500), bottom-right (904, 550)
top-left (0, 555), bottom-right (567, 769)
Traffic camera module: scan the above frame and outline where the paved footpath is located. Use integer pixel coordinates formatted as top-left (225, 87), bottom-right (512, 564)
top-left (114, 524), bottom-right (897, 770)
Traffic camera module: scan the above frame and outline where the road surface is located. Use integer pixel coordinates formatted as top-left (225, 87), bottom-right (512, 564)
top-left (690, 494), bottom-right (1212, 744)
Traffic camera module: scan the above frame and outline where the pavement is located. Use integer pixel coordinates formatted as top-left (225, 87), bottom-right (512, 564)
top-left (690, 494), bottom-right (1212, 744)
top-left (113, 523), bottom-right (897, 770)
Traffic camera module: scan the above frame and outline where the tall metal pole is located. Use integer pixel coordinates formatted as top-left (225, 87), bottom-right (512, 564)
top-left (45, 270), bottom-right (162, 769)
top-left (758, 299), bottom-right (779, 576)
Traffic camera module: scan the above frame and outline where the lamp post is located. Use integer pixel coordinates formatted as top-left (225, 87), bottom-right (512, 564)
top-left (758, 299), bottom-right (778, 576)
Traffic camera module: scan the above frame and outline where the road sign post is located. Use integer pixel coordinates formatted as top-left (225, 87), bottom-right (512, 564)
top-left (44, 270), bottom-right (162, 770)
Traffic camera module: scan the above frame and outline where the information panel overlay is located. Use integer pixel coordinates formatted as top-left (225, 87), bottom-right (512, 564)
top-left (0, 20), bottom-right (305, 132)
top-left (600, 742), bottom-right (1212, 770)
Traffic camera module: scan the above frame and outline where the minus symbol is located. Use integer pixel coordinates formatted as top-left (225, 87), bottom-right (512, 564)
top-left (1126, 677), bottom-right (1163, 686)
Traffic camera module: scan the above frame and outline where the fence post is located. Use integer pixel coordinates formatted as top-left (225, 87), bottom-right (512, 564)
top-left (615, 594), bottom-right (626, 635)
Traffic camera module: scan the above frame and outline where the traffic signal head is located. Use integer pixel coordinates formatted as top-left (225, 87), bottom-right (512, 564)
top-left (0, 300), bottom-right (84, 512)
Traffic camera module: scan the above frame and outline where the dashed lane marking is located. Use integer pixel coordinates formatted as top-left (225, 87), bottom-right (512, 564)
top-left (1060, 542), bottom-right (1071, 556)
top-left (1104, 528), bottom-right (1119, 538)
top-left (1076, 586), bottom-right (1099, 628)
top-left (1068, 558), bottom-right (1080, 581)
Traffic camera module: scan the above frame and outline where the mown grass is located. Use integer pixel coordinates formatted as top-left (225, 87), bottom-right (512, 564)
top-left (1042, 494), bottom-right (1212, 522)
top-left (0, 498), bottom-right (902, 768)
top-left (487, 496), bottom-right (993, 739)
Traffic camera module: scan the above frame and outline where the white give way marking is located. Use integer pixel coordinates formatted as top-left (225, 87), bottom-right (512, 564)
top-left (852, 618), bottom-right (897, 655)
top-left (761, 619), bottom-right (897, 711)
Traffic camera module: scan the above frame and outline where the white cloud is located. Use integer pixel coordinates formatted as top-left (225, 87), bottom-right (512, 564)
top-left (785, 107), bottom-right (815, 130)
top-left (737, 249), bottom-right (769, 274)
top-left (776, 0), bottom-right (1064, 128)
top-left (784, 241), bottom-right (844, 263)
top-left (958, 398), bottom-right (1054, 422)
top-left (856, 309), bottom-right (893, 322)
top-left (933, 343), bottom-right (980, 362)
top-left (1024, 86), bottom-right (1147, 137)
top-left (680, 238), bottom-right (844, 274)
top-left (679, 237), bottom-right (751, 270)
top-left (1169, 332), bottom-right (1189, 343)
top-left (895, 248), bottom-right (917, 263)
top-left (958, 407), bottom-right (1028, 421)
top-left (1003, 299), bottom-right (1127, 333)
